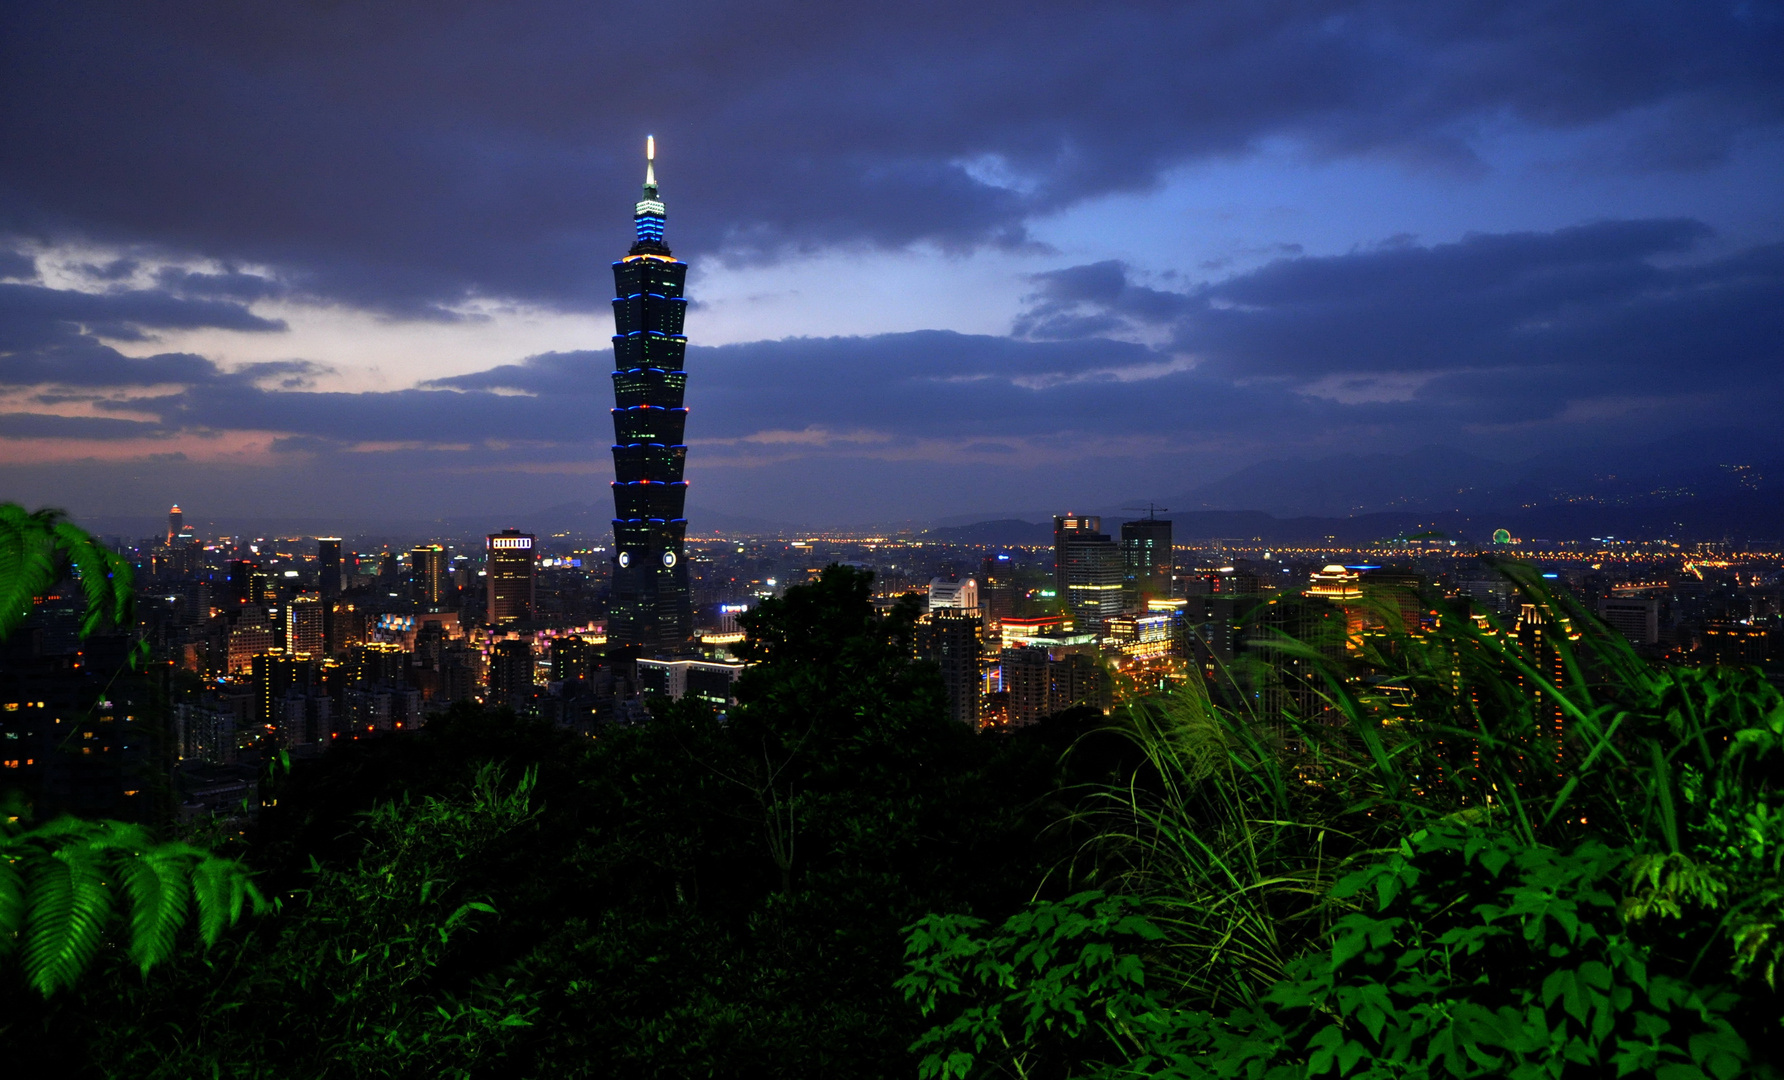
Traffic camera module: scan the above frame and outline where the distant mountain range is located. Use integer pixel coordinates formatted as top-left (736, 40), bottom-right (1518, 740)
top-left (923, 434), bottom-right (1784, 545)
top-left (78, 433), bottom-right (1781, 546)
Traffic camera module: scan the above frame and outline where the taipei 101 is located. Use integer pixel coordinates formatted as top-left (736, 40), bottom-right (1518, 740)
top-left (3, 4), bottom-right (1782, 1074)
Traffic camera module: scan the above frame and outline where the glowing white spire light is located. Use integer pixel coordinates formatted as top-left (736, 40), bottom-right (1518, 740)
top-left (645, 134), bottom-right (656, 189)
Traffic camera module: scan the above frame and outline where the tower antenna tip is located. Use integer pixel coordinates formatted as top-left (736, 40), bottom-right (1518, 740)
top-left (646, 134), bottom-right (655, 160)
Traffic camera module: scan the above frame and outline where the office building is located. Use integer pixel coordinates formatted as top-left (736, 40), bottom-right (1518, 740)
top-left (1120, 515), bottom-right (1173, 607)
top-left (997, 645), bottom-right (1111, 727)
top-left (486, 530), bottom-right (536, 625)
top-left (927, 578), bottom-right (979, 614)
top-left (317, 537), bottom-right (343, 652)
top-left (284, 594), bottom-right (325, 656)
top-left (167, 504), bottom-right (182, 546)
top-left (1515, 603), bottom-right (1571, 768)
top-left (350, 642), bottom-right (410, 687)
top-left (636, 658), bottom-right (746, 706)
top-left (343, 684), bottom-right (422, 734)
top-left (915, 610), bottom-right (984, 727)
top-left (1702, 623), bottom-right (1769, 666)
top-left (317, 537), bottom-right (342, 596)
top-left (226, 620), bottom-right (276, 675)
top-left (412, 544), bottom-right (449, 610)
top-left (608, 136), bottom-right (695, 655)
top-left (1054, 515), bottom-right (1099, 598)
top-left (252, 651), bottom-right (318, 728)
top-left (1105, 612), bottom-right (1175, 667)
top-left (1055, 515), bottom-right (1123, 632)
top-left (978, 555), bottom-right (1017, 624)
top-left (1598, 597), bottom-right (1660, 645)
top-left (551, 635), bottom-right (594, 683)
top-left (487, 639), bottom-right (535, 704)
top-left (227, 560), bottom-right (267, 608)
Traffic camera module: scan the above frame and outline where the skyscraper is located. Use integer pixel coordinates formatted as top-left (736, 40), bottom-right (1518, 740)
top-left (608, 136), bottom-right (694, 655)
top-left (915, 610), bottom-right (984, 727)
top-left (284, 595), bottom-right (325, 656)
top-left (317, 536), bottom-right (343, 653)
top-left (167, 504), bottom-right (182, 546)
top-left (1121, 515), bottom-right (1173, 606)
top-left (1055, 515), bottom-right (1122, 632)
top-left (412, 544), bottom-right (448, 610)
top-left (317, 537), bottom-right (342, 597)
top-left (486, 530), bottom-right (536, 625)
top-left (1054, 515), bottom-right (1099, 598)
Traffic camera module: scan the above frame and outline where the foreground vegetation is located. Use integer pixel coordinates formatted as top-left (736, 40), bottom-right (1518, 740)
top-left (2, 515), bottom-right (1780, 1077)
top-left (3, 565), bottom-right (1097, 1076)
top-left (904, 564), bottom-right (1783, 1078)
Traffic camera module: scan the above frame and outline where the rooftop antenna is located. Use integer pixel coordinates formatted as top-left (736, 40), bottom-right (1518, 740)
top-left (1122, 503), bottom-right (1169, 520)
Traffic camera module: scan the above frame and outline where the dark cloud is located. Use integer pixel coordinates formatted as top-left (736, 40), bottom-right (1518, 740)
top-left (0, 279), bottom-right (288, 387)
top-left (0, 248), bottom-right (35, 280)
top-left (0, 412), bottom-right (163, 440)
top-left (77, 257), bottom-right (138, 281)
top-left (153, 267), bottom-right (288, 303)
top-left (0, 281), bottom-right (284, 348)
top-left (2, 220), bottom-right (1778, 523)
top-left (16, 219), bottom-right (1782, 456)
top-left (2, 2), bottom-right (1778, 312)
top-left (1018, 220), bottom-right (1784, 424)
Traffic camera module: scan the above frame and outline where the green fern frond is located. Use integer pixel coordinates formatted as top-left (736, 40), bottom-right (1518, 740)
top-left (191, 854), bottom-right (261, 947)
top-left (0, 503), bottom-right (136, 647)
top-left (23, 839), bottom-right (114, 995)
top-left (122, 846), bottom-right (192, 974)
top-left (2, 817), bottom-right (266, 994)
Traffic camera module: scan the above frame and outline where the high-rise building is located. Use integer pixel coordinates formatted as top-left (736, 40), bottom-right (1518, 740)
top-left (488, 639), bottom-right (534, 704)
top-left (252, 650), bottom-right (318, 728)
top-left (1516, 603), bottom-right (1570, 769)
top-left (317, 537), bottom-right (342, 652)
top-left (550, 635), bottom-right (593, 683)
top-left (608, 136), bottom-right (694, 656)
top-left (1120, 516), bottom-right (1173, 607)
top-left (1054, 515), bottom-right (1099, 598)
top-left (928, 578), bottom-right (979, 614)
top-left (317, 538), bottom-right (342, 596)
top-left (915, 611), bottom-right (984, 727)
top-left (226, 559), bottom-right (266, 607)
top-left (996, 645), bottom-right (1111, 727)
top-left (167, 504), bottom-right (182, 546)
top-left (350, 642), bottom-right (410, 687)
top-left (486, 530), bottom-right (536, 625)
top-left (979, 555), bottom-right (1017, 624)
top-left (1055, 515), bottom-right (1123, 632)
top-left (412, 544), bottom-right (449, 610)
top-left (284, 594), bottom-right (325, 656)
top-left (1597, 597), bottom-right (1659, 645)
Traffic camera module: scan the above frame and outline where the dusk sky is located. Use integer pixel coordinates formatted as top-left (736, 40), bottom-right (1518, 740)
top-left (2, 2), bottom-right (1781, 529)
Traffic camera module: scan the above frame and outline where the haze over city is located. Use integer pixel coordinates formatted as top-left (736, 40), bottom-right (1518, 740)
top-left (2, 2), bottom-right (1780, 533)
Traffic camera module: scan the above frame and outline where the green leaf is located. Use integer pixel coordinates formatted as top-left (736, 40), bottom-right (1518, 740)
top-left (23, 840), bottom-right (112, 995)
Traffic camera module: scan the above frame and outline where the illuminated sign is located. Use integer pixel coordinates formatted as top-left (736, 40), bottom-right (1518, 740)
top-left (719, 603), bottom-right (750, 614)
top-left (489, 537), bottom-right (533, 550)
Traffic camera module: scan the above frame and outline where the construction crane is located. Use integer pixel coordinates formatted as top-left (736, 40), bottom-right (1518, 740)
top-left (1121, 503), bottom-right (1169, 520)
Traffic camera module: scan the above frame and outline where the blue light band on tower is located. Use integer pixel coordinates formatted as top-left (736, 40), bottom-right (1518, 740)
top-left (607, 135), bottom-right (694, 654)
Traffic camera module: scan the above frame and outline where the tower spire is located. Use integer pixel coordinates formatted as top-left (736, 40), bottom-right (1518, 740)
top-left (632, 133), bottom-right (668, 253)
